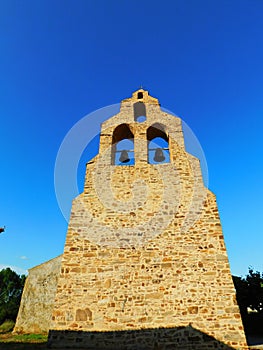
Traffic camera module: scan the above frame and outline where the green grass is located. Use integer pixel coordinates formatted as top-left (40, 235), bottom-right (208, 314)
top-left (0, 332), bottom-right (48, 349)
top-left (0, 334), bottom-right (47, 343)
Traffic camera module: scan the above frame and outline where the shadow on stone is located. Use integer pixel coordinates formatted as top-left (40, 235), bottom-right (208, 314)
top-left (48, 325), bottom-right (236, 349)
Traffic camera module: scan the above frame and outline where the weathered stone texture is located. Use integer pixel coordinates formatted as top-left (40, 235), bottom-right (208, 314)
top-left (48, 90), bottom-right (248, 349)
top-left (14, 255), bottom-right (62, 334)
top-left (48, 326), bottom-right (239, 349)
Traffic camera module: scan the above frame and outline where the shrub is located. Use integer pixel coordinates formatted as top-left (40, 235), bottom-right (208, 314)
top-left (0, 320), bottom-right (15, 333)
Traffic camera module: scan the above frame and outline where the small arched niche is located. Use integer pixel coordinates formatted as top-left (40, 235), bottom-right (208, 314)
top-left (112, 124), bottom-right (135, 165)
top-left (147, 124), bottom-right (170, 164)
top-left (137, 91), bottom-right (143, 99)
top-left (133, 102), bottom-right (146, 123)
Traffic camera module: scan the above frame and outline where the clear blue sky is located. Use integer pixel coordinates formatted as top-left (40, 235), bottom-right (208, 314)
top-left (0, 0), bottom-right (262, 277)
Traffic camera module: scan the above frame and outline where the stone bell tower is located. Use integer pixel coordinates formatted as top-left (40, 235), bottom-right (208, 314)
top-left (49, 89), bottom-right (248, 349)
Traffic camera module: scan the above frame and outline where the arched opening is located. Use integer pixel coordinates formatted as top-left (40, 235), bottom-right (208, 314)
top-left (133, 102), bottom-right (146, 123)
top-left (147, 124), bottom-right (170, 164)
top-left (112, 124), bottom-right (134, 165)
top-left (137, 92), bottom-right (143, 99)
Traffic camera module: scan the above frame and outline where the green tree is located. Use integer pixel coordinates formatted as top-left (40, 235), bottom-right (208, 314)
top-left (246, 267), bottom-right (263, 313)
top-left (0, 268), bottom-right (26, 324)
top-left (233, 267), bottom-right (263, 315)
top-left (232, 275), bottom-right (249, 317)
top-left (233, 268), bottom-right (263, 336)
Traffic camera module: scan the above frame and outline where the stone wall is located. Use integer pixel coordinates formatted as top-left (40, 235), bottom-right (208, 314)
top-left (48, 325), bottom-right (236, 349)
top-left (49, 191), bottom-right (248, 349)
top-left (14, 255), bottom-right (62, 334)
top-left (49, 90), bottom-right (248, 349)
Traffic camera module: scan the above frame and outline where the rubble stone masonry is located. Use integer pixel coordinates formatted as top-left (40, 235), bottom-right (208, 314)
top-left (14, 90), bottom-right (248, 349)
top-left (49, 90), bottom-right (248, 349)
top-left (14, 256), bottom-right (62, 334)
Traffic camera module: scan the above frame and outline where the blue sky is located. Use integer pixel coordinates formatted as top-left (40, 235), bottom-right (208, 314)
top-left (0, 0), bottom-right (262, 277)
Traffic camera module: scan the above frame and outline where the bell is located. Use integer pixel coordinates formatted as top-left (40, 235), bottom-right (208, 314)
top-left (119, 150), bottom-right (130, 163)
top-left (154, 148), bottom-right (165, 162)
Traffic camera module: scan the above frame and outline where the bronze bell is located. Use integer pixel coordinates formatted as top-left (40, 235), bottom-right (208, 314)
top-left (119, 150), bottom-right (130, 163)
top-left (154, 148), bottom-right (165, 162)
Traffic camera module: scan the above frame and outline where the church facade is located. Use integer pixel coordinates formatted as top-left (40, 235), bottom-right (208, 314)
top-left (14, 90), bottom-right (248, 349)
